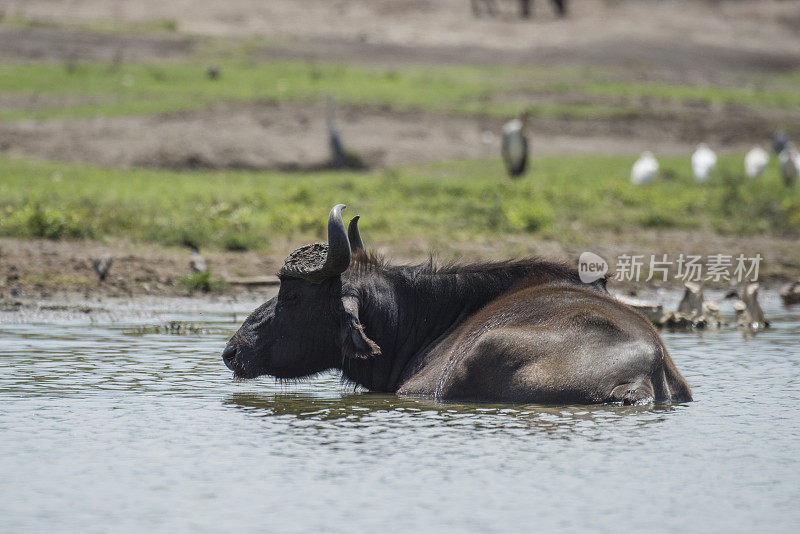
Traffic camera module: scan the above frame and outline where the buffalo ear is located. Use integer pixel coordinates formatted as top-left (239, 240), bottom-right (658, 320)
top-left (341, 297), bottom-right (381, 360)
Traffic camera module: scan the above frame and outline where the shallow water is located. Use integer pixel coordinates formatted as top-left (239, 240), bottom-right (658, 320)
top-left (1, 294), bottom-right (799, 533)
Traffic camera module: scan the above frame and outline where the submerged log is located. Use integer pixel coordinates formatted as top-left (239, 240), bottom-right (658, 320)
top-left (618, 284), bottom-right (722, 331)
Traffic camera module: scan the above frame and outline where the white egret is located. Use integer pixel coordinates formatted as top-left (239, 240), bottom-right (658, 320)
top-left (691, 143), bottom-right (717, 184)
top-left (631, 151), bottom-right (658, 185)
top-left (744, 145), bottom-right (768, 179)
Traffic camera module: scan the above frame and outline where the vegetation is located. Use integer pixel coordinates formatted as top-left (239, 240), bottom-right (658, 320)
top-left (1, 155), bottom-right (797, 254)
top-left (0, 23), bottom-right (798, 264)
top-left (177, 271), bottom-right (228, 293)
top-left (0, 47), bottom-right (797, 122)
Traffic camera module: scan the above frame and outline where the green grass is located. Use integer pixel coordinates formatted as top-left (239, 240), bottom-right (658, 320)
top-left (177, 271), bottom-right (228, 293)
top-left (1, 17), bottom-right (797, 123)
top-left (0, 61), bottom-right (559, 121)
top-left (583, 82), bottom-right (800, 110)
top-left (1, 13), bottom-right (179, 33)
top-left (1, 155), bottom-right (798, 253)
top-left (1, 56), bottom-right (797, 122)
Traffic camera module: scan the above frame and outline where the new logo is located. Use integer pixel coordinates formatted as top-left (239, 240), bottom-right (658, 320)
top-left (578, 252), bottom-right (608, 284)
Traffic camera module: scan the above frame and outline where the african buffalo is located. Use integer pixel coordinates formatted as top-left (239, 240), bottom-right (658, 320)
top-left (222, 205), bottom-right (692, 405)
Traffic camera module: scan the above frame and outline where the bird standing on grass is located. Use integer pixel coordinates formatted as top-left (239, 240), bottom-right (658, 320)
top-left (691, 143), bottom-right (717, 184)
top-left (773, 130), bottom-right (788, 155)
top-left (189, 247), bottom-right (208, 274)
top-left (91, 254), bottom-right (113, 283)
top-left (631, 151), bottom-right (658, 185)
top-left (744, 146), bottom-right (769, 179)
top-left (501, 112), bottom-right (530, 179)
top-left (779, 143), bottom-right (800, 186)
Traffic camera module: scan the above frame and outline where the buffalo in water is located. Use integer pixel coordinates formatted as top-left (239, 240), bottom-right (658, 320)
top-left (222, 205), bottom-right (691, 405)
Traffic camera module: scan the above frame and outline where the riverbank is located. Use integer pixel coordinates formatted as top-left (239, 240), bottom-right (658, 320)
top-left (2, 227), bottom-right (798, 306)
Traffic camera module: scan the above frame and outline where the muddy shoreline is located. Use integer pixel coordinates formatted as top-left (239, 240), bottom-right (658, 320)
top-left (2, 235), bottom-right (798, 308)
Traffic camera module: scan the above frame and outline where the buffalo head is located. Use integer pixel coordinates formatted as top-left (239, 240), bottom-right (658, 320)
top-left (221, 205), bottom-right (380, 379)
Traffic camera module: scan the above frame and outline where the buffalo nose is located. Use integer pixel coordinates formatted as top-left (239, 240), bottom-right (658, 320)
top-left (222, 344), bottom-right (238, 370)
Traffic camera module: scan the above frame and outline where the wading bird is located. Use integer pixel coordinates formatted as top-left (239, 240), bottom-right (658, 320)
top-left (692, 143), bottom-right (717, 184)
top-left (779, 144), bottom-right (800, 186)
top-left (501, 112), bottom-right (530, 178)
top-left (744, 146), bottom-right (769, 179)
top-left (326, 93), bottom-right (346, 169)
top-left (631, 151), bottom-right (658, 185)
top-left (91, 254), bottom-right (113, 283)
top-left (189, 247), bottom-right (208, 274)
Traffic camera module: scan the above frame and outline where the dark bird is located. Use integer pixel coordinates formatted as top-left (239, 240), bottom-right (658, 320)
top-left (324, 93), bottom-right (366, 170)
top-left (326, 93), bottom-right (346, 168)
top-left (91, 254), bottom-right (114, 282)
top-left (501, 112), bottom-right (530, 178)
top-left (781, 279), bottom-right (800, 305)
top-left (189, 247), bottom-right (208, 274)
top-left (206, 66), bottom-right (220, 80)
top-left (773, 130), bottom-right (788, 155)
top-left (779, 143), bottom-right (799, 186)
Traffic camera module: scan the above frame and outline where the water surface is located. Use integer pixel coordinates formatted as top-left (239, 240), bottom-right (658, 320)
top-left (1, 294), bottom-right (799, 533)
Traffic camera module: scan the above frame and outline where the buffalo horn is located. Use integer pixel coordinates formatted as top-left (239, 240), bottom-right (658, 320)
top-left (315, 204), bottom-right (351, 280)
top-left (348, 215), bottom-right (365, 253)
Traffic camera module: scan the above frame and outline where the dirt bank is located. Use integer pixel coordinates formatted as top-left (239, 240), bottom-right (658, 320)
top-left (2, 98), bottom-right (793, 171)
top-left (10, 1), bottom-right (800, 63)
top-left (0, 25), bottom-right (193, 63)
top-left (2, 230), bottom-right (799, 305)
top-left (0, 237), bottom-right (280, 301)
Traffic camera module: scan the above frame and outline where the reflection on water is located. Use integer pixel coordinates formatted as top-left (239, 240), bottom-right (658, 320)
top-left (226, 392), bottom-right (677, 436)
top-left (1, 300), bottom-right (799, 533)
